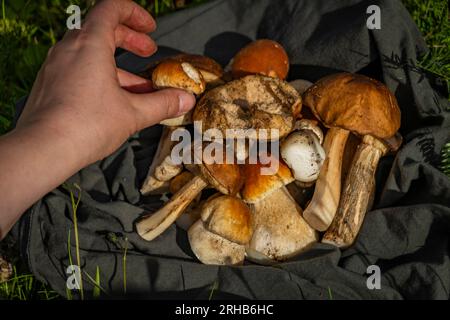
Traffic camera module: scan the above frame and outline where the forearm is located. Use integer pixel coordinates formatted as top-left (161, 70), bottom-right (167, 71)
top-left (0, 124), bottom-right (84, 239)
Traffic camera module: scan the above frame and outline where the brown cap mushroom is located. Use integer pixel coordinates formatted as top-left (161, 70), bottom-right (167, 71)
top-left (193, 75), bottom-right (301, 139)
top-left (302, 73), bottom-right (401, 232)
top-left (231, 39), bottom-right (289, 79)
top-left (200, 195), bottom-right (253, 245)
top-left (188, 194), bottom-right (252, 265)
top-left (304, 73), bottom-right (400, 139)
top-left (303, 73), bottom-right (401, 247)
top-left (171, 53), bottom-right (224, 84)
top-left (152, 59), bottom-right (206, 95)
top-left (241, 156), bottom-right (294, 203)
top-left (136, 145), bottom-right (243, 241)
top-left (241, 155), bottom-right (318, 263)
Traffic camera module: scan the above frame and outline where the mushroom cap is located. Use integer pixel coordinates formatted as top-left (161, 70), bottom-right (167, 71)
top-left (185, 142), bottom-right (243, 195)
top-left (188, 220), bottom-right (245, 265)
top-left (281, 130), bottom-right (325, 183)
top-left (231, 39), bottom-right (289, 79)
top-left (303, 73), bottom-right (401, 139)
top-left (200, 195), bottom-right (252, 245)
top-left (171, 53), bottom-right (224, 82)
top-left (193, 75), bottom-right (301, 139)
top-left (200, 162), bottom-right (243, 196)
top-left (241, 155), bottom-right (294, 203)
top-left (152, 60), bottom-right (206, 95)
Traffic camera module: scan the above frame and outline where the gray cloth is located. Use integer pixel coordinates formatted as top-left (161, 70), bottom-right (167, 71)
top-left (13, 0), bottom-right (450, 299)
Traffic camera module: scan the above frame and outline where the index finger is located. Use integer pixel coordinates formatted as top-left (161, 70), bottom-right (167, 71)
top-left (84, 0), bottom-right (156, 51)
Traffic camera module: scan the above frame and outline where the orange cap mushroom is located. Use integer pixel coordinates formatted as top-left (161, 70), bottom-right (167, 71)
top-left (231, 39), bottom-right (289, 80)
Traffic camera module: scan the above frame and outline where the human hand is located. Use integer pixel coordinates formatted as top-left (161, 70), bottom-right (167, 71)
top-left (16, 0), bottom-right (196, 167)
top-left (0, 0), bottom-right (195, 238)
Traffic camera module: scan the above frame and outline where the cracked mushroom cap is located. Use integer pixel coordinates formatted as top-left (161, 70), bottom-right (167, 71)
top-left (193, 75), bottom-right (301, 139)
top-left (200, 195), bottom-right (253, 245)
top-left (152, 59), bottom-right (206, 95)
top-left (241, 155), bottom-right (294, 204)
top-left (231, 39), bottom-right (289, 79)
top-left (171, 53), bottom-right (224, 83)
top-left (303, 73), bottom-right (401, 139)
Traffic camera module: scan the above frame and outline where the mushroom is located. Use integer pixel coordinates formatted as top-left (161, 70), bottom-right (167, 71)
top-left (193, 75), bottom-right (301, 140)
top-left (188, 194), bottom-right (252, 265)
top-left (140, 126), bottom-right (181, 195)
top-left (141, 59), bottom-right (208, 194)
top-left (136, 146), bottom-right (243, 241)
top-left (170, 171), bottom-right (202, 231)
top-left (170, 53), bottom-right (224, 87)
top-left (322, 134), bottom-right (402, 248)
top-left (152, 59), bottom-right (206, 95)
top-left (281, 119), bottom-right (325, 183)
top-left (231, 39), bottom-right (289, 79)
top-left (152, 59), bottom-right (206, 126)
top-left (302, 73), bottom-right (368, 231)
top-left (241, 156), bottom-right (318, 264)
top-left (318, 75), bottom-right (401, 247)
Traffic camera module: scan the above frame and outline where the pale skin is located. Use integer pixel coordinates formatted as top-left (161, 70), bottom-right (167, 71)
top-left (0, 0), bottom-right (196, 239)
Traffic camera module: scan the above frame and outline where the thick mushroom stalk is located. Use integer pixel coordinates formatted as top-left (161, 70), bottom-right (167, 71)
top-left (241, 157), bottom-right (318, 263)
top-left (247, 186), bottom-right (318, 263)
top-left (323, 134), bottom-right (401, 247)
top-left (141, 126), bottom-right (181, 195)
top-left (170, 171), bottom-right (203, 231)
top-left (137, 175), bottom-right (208, 241)
top-left (303, 127), bottom-right (349, 231)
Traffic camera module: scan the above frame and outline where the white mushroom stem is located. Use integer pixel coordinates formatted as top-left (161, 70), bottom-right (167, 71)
top-left (141, 126), bottom-right (183, 195)
top-left (303, 127), bottom-right (350, 231)
top-left (246, 186), bottom-right (318, 264)
top-left (137, 175), bottom-right (208, 241)
top-left (154, 155), bottom-right (183, 181)
top-left (159, 110), bottom-right (193, 126)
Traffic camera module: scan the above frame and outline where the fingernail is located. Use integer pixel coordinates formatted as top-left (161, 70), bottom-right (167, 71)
top-left (177, 93), bottom-right (196, 115)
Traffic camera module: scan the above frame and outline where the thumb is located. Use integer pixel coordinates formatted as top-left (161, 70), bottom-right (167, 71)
top-left (128, 88), bottom-right (196, 130)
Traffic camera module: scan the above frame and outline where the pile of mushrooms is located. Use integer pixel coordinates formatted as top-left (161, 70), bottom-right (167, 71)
top-left (135, 39), bottom-right (402, 265)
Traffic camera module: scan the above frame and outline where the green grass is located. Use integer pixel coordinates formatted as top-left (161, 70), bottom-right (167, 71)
top-left (402, 0), bottom-right (450, 94)
top-left (0, 266), bottom-right (59, 300)
top-left (0, 0), bottom-right (449, 301)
